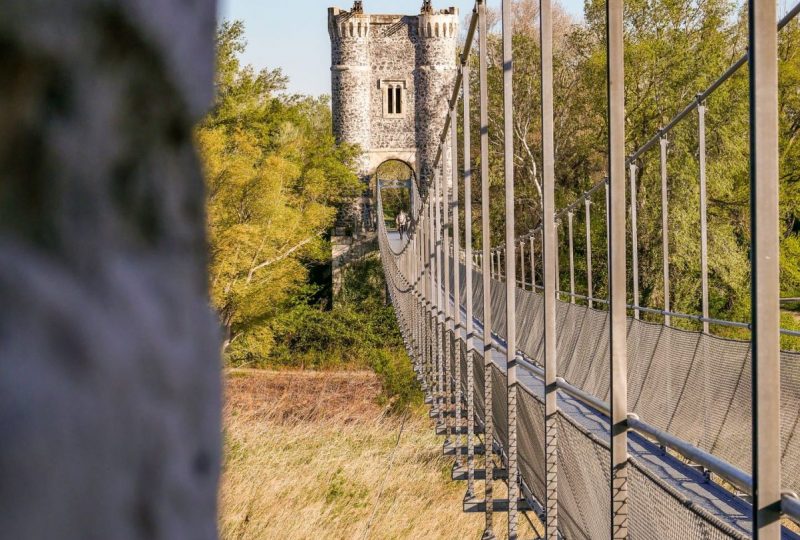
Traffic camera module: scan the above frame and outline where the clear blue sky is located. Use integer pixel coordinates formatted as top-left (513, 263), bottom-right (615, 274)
top-left (218, 0), bottom-right (585, 97)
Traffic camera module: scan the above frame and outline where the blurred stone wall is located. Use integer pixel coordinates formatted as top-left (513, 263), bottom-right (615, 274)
top-left (0, 0), bottom-right (221, 538)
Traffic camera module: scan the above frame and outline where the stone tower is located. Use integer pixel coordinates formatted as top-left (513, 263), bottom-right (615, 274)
top-left (328, 1), bottom-right (459, 190)
top-left (328, 1), bottom-right (458, 295)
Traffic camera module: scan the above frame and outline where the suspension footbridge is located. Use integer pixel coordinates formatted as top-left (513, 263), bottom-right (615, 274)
top-left (330, 0), bottom-right (800, 538)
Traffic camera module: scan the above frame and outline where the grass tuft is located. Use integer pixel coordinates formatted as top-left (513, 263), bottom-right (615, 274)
top-left (219, 369), bottom-right (537, 539)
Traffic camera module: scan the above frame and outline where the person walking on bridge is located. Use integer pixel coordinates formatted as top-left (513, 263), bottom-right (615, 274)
top-left (396, 210), bottom-right (409, 240)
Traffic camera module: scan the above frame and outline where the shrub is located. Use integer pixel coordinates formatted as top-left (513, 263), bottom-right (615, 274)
top-left (365, 347), bottom-right (423, 413)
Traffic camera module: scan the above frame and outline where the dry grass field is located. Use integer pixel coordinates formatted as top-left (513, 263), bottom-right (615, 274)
top-left (219, 369), bottom-right (538, 539)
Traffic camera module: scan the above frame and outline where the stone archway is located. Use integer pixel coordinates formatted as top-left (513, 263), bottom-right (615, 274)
top-left (374, 159), bottom-right (415, 231)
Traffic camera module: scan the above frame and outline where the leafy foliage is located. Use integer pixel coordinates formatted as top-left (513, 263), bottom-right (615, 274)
top-left (199, 21), bottom-right (362, 361)
top-left (375, 160), bottom-right (413, 223)
top-left (266, 255), bottom-right (421, 410)
top-left (465, 0), bottom-right (800, 344)
top-left (199, 25), bottom-right (419, 405)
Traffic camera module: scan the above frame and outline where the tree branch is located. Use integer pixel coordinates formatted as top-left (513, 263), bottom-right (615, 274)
top-left (246, 233), bottom-right (322, 283)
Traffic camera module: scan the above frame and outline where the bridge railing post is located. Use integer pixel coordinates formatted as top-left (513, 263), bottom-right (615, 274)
top-left (462, 57), bottom-right (476, 499)
top-left (442, 139), bottom-right (453, 447)
top-left (540, 0), bottom-right (559, 533)
top-left (498, 250), bottom-right (502, 282)
top-left (541, 230), bottom-right (545, 294)
top-left (555, 221), bottom-right (561, 300)
top-left (418, 204), bottom-right (424, 387)
top-left (432, 180), bottom-right (439, 407)
top-left (426, 204), bottom-right (433, 394)
top-left (413, 232), bottom-right (420, 369)
top-left (629, 163), bottom-right (640, 319)
top-left (478, 1), bottom-right (496, 535)
top-left (607, 0), bottom-right (629, 536)
top-left (421, 202), bottom-right (427, 390)
top-left (451, 101), bottom-right (462, 465)
top-left (530, 235), bottom-right (536, 291)
top-left (500, 1), bottom-right (520, 536)
top-left (435, 162), bottom-right (446, 431)
top-left (568, 211), bottom-right (575, 304)
top-left (698, 101), bottom-right (710, 334)
top-left (585, 198), bottom-right (594, 309)
top-left (749, 0), bottom-right (781, 535)
top-left (659, 135), bottom-right (671, 327)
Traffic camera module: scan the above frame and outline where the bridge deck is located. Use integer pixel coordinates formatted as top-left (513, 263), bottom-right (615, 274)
top-left (385, 229), bottom-right (798, 538)
top-left (387, 229), bottom-right (407, 253)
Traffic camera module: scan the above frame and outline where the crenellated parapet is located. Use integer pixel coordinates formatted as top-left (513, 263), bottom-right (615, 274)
top-left (417, 8), bottom-right (459, 39)
top-left (329, 10), bottom-right (371, 41)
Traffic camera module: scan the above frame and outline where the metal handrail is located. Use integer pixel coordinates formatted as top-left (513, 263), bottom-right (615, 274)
top-left (517, 354), bottom-right (756, 497)
top-left (784, 493), bottom-right (800, 526)
top-left (389, 227), bottom-right (797, 520)
top-left (627, 416), bottom-right (753, 495)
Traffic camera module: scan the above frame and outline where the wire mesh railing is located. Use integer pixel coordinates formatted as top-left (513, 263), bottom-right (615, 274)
top-left (369, 0), bottom-right (800, 538)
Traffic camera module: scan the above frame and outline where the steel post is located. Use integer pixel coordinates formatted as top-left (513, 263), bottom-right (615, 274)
top-left (463, 60), bottom-right (476, 498)
top-left (530, 235), bottom-right (536, 291)
top-left (541, 0), bottom-right (559, 532)
top-left (605, 181), bottom-right (610, 293)
top-left (629, 163), bottom-right (640, 319)
top-left (501, 1), bottom-right (519, 535)
top-left (585, 199), bottom-right (594, 309)
top-left (478, 2), bottom-right (495, 536)
top-left (435, 164), bottom-right (445, 430)
top-left (568, 211), bottom-right (575, 304)
top-left (660, 135), bottom-right (671, 326)
top-left (607, 0), bottom-right (629, 536)
top-left (428, 197), bottom-right (436, 392)
top-left (698, 102), bottom-right (710, 334)
top-left (749, 0), bottom-right (781, 536)
top-left (555, 221), bottom-right (561, 300)
top-left (443, 148), bottom-right (453, 445)
top-left (451, 103), bottom-right (462, 463)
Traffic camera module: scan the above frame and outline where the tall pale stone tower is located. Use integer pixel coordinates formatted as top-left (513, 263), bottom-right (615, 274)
top-left (328, 1), bottom-right (458, 292)
top-left (328, 0), bottom-right (458, 189)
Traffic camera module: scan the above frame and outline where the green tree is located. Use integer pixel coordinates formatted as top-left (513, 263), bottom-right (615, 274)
top-left (199, 21), bottom-right (362, 362)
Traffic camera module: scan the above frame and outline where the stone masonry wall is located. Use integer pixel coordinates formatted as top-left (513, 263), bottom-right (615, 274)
top-left (415, 9), bottom-right (459, 191)
top-left (330, 11), bottom-right (372, 176)
top-left (368, 16), bottom-right (417, 152)
top-left (329, 3), bottom-right (459, 188)
top-left (0, 1), bottom-right (220, 538)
